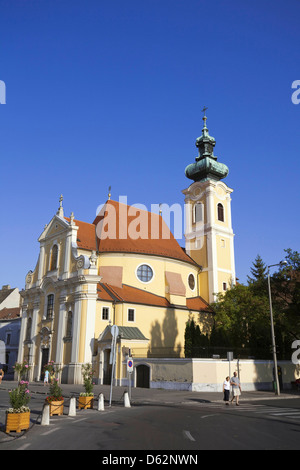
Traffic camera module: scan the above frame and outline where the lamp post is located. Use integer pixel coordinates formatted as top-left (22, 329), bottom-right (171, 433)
top-left (267, 260), bottom-right (287, 396)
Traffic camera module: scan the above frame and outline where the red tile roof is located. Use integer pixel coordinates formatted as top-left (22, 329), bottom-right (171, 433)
top-left (186, 296), bottom-right (212, 312)
top-left (65, 217), bottom-right (97, 251)
top-left (0, 307), bottom-right (21, 320)
top-left (97, 283), bottom-right (211, 312)
top-left (93, 200), bottom-right (197, 266)
top-left (98, 283), bottom-right (170, 307)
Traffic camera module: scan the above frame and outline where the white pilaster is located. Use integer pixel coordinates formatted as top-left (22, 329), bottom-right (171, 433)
top-left (83, 290), bottom-right (98, 364)
top-left (62, 232), bottom-right (72, 280)
top-left (71, 290), bottom-right (83, 364)
top-left (29, 300), bottom-right (40, 382)
top-left (17, 306), bottom-right (28, 364)
top-left (37, 243), bottom-right (45, 284)
top-left (56, 295), bottom-right (67, 365)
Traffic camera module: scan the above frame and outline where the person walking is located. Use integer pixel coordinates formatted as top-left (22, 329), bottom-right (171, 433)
top-left (223, 376), bottom-right (231, 405)
top-left (230, 371), bottom-right (242, 406)
top-left (44, 369), bottom-right (49, 386)
top-left (0, 369), bottom-right (4, 384)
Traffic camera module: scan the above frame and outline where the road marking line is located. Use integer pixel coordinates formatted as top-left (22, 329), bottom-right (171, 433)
top-left (42, 427), bottom-right (61, 436)
top-left (17, 443), bottom-right (31, 450)
top-left (201, 414), bottom-right (219, 419)
top-left (254, 408), bottom-right (289, 414)
top-left (183, 430), bottom-right (196, 442)
top-left (74, 417), bottom-right (88, 423)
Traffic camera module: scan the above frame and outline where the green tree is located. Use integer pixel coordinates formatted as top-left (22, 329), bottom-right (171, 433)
top-left (211, 283), bottom-right (271, 358)
top-left (184, 319), bottom-right (209, 358)
top-left (184, 320), bottom-right (193, 358)
top-left (247, 254), bottom-right (268, 284)
top-left (247, 254), bottom-right (268, 297)
top-left (271, 249), bottom-right (300, 342)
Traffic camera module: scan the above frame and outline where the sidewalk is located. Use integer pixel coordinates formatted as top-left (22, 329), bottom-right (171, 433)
top-left (1, 380), bottom-right (299, 405)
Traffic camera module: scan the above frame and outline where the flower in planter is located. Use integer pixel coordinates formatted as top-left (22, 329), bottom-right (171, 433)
top-left (80, 363), bottom-right (95, 397)
top-left (46, 378), bottom-right (64, 403)
top-left (7, 405), bottom-right (30, 414)
top-left (7, 381), bottom-right (31, 413)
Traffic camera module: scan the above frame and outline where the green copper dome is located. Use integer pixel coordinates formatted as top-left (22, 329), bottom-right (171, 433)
top-left (185, 113), bottom-right (229, 183)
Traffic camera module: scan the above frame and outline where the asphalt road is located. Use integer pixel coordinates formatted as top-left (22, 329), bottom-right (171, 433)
top-left (1, 389), bottom-right (300, 451)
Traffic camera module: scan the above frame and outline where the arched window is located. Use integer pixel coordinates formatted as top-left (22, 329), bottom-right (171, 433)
top-left (193, 202), bottom-right (203, 224)
top-left (50, 245), bottom-right (58, 271)
top-left (217, 203), bottom-right (224, 222)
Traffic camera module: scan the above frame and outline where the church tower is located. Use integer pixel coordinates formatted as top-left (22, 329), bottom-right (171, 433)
top-left (183, 111), bottom-right (236, 304)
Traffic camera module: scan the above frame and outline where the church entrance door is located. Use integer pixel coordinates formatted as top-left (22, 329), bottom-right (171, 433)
top-left (40, 348), bottom-right (49, 381)
top-left (103, 349), bottom-right (112, 385)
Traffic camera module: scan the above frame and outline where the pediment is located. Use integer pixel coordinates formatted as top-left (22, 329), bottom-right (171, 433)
top-left (98, 326), bottom-right (112, 343)
top-left (38, 215), bottom-right (70, 242)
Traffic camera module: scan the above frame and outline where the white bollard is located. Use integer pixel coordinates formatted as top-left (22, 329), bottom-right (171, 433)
top-left (124, 391), bottom-right (131, 408)
top-left (98, 393), bottom-right (105, 411)
top-left (68, 397), bottom-right (77, 417)
top-left (41, 403), bottom-right (50, 426)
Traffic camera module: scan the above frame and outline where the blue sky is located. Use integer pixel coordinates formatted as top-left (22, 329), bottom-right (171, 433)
top-left (0, 0), bottom-right (299, 290)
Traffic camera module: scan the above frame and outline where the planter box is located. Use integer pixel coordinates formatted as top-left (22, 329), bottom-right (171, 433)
top-left (6, 411), bottom-right (30, 433)
top-left (49, 400), bottom-right (64, 416)
top-left (78, 396), bottom-right (94, 410)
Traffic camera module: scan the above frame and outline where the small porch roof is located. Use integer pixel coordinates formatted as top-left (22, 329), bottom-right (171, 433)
top-left (98, 325), bottom-right (149, 343)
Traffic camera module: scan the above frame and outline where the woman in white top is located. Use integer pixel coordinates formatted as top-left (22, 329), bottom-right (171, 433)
top-left (223, 376), bottom-right (231, 405)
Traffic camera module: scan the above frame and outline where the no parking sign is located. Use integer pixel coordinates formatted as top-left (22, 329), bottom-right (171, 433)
top-left (127, 358), bottom-right (134, 374)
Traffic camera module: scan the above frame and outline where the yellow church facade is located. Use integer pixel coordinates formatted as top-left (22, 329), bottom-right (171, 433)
top-left (18, 115), bottom-right (236, 386)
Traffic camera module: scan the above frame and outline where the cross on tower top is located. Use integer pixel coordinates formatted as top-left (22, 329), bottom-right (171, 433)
top-left (57, 194), bottom-right (64, 217)
top-left (202, 106), bottom-right (208, 117)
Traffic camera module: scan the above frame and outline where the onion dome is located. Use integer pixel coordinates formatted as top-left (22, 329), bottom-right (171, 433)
top-left (185, 110), bottom-right (229, 183)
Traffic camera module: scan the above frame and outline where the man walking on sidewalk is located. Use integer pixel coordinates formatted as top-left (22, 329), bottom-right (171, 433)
top-left (231, 372), bottom-right (242, 406)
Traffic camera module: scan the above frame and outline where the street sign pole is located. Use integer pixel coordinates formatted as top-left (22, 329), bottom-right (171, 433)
top-left (227, 352), bottom-right (233, 379)
top-left (109, 325), bottom-right (119, 407)
top-left (127, 357), bottom-right (133, 400)
top-left (127, 368), bottom-right (131, 401)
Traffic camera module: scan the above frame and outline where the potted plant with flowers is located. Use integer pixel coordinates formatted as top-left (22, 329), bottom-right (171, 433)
top-left (46, 378), bottom-right (64, 416)
top-left (6, 381), bottom-right (31, 433)
top-left (78, 363), bottom-right (95, 410)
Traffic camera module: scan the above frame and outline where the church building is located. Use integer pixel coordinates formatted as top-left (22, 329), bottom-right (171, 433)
top-left (18, 114), bottom-right (236, 386)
